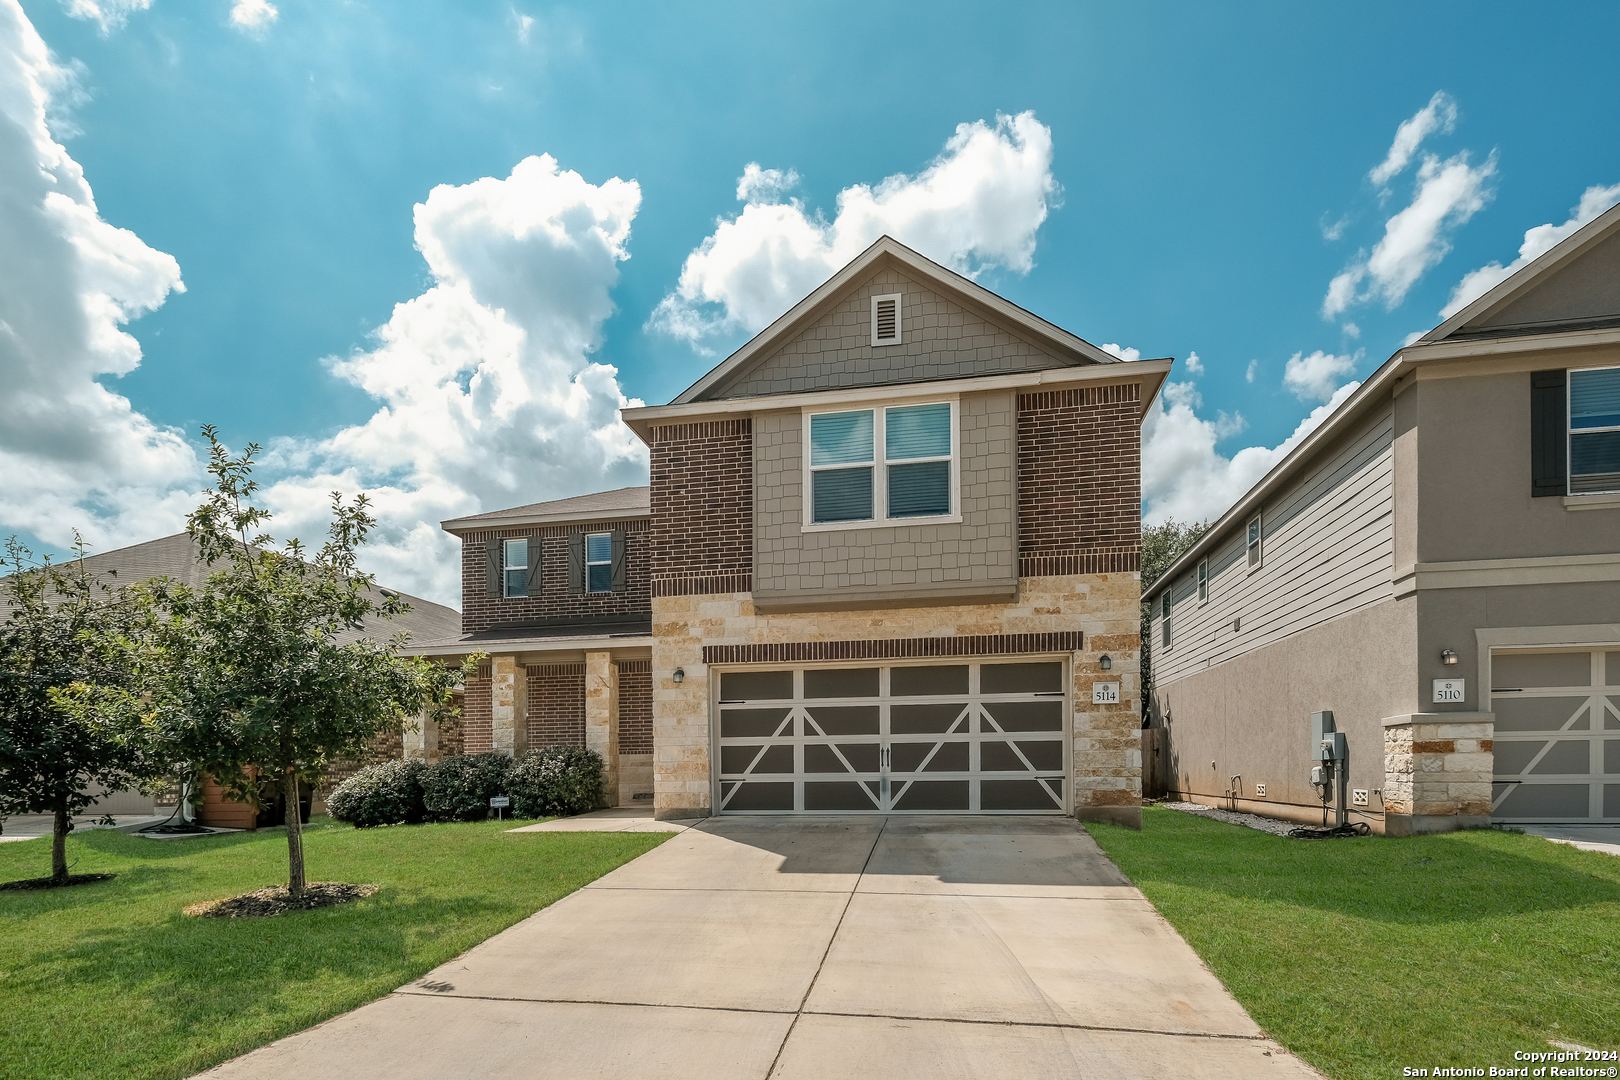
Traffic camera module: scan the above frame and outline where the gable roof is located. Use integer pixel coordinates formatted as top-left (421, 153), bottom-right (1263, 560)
top-left (672, 235), bottom-right (1122, 404)
top-left (1424, 198), bottom-right (1620, 343)
top-left (26, 533), bottom-right (462, 646)
top-left (440, 486), bottom-right (651, 534)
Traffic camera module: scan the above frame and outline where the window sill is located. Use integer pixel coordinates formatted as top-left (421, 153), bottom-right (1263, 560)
top-left (1564, 492), bottom-right (1620, 511)
top-left (800, 513), bottom-right (963, 534)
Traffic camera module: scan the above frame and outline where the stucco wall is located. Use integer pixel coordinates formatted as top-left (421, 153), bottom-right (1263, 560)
top-left (752, 390), bottom-right (1017, 600)
top-left (650, 574), bottom-right (1142, 821)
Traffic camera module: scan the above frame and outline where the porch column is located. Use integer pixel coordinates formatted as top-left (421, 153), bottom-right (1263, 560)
top-left (585, 650), bottom-right (619, 806)
top-left (402, 705), bottom-right (440, 763)
top-left (490, 655), bottom-right (529, 758)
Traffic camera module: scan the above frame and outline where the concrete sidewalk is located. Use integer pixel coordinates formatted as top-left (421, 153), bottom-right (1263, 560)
top-left (195, 814), bottom-right (1320, 1080)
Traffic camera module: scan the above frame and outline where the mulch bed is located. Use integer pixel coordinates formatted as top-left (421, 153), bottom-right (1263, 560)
top-left (184, 882), bottom-right (379, 918)
top-left (0, 873), bottom-right (118, 891)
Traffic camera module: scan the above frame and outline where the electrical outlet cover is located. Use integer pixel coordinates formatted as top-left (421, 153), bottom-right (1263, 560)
top-left (1352, 788), bottom-right (1369, 806)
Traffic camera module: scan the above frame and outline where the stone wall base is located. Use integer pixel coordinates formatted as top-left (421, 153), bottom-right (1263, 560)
top-left (1077, 805), bottom-right (1142, 829)
top-left (1383, 711), bottom-right (1494, 822)
top-left (1384, 813), bottom-right (1492, 837)
top-left (654, 806), bottom-right (713, 822)
top-left (619, 754), bottom-right (653, 807)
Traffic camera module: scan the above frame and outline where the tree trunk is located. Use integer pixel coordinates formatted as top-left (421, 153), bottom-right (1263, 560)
top-left (284, 768), bottom-right (306, 897)
top-left (52, 806), bottom-right (70, 882)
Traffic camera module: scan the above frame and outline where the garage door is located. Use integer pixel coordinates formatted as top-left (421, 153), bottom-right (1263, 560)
top-left (1490, 648), bottom-right (1620, 822)
top-left (715, 660), bottom-right (1069, 814)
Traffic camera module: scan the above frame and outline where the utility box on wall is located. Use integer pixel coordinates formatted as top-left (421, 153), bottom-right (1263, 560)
top-left (1310, 710), bottom-right (1335, 758)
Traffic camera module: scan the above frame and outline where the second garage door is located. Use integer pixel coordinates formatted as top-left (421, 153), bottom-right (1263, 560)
top-left (714, 659), bottom-right (1069, 814)
top-left (1491, 647), bottom-right (1620, 822)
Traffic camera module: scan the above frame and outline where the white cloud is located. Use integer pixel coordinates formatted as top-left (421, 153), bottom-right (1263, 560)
top-left (228, 0), bottom-right (278, 33)
top-left (1143, 377), bottom-right (1360, 527)
top-left (1323, 150), bottom-right (1496, 318)
top-left (648, 111), bottom-right (1058, 348)
top-left (256, 154), bottom-right (648, 604)
top-left (1342, 322), bottom-right (1360, 339)
top-left (0, 0), bottom-right (199, 553)
top-left (1182, 350), bottom-right (1203, 376)
top-left (1100, 342), bottom-right (1141, 363)
top-left (1282, 349), bottom-right (1359, 403)
top-left (1369, 91), bottom-right (1457, 191)
top-left (61, 0), bottom-right (151, 34)
top-left (1440, 181), bottom-right (1620, 318)
top-left (1245, 359), bottom-right (1258, 383)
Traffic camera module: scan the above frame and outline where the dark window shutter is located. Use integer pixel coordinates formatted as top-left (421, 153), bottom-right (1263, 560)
top-left (567, 533), bottom-right (585, 594)
top-left (485, 539), bottom-right (501, 597)
top-left (610, 530), bottom-right (627, 592)
top-left (525, 537), bottom-right (542, 596)
top-left (1530, 369), bottom-right (1567, 498)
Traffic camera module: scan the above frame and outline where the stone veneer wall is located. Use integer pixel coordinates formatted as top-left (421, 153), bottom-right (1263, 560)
top-left (1382, 712), bottom-right (1494, 835)
top-left (650, 574), bottom-right (1141, 821)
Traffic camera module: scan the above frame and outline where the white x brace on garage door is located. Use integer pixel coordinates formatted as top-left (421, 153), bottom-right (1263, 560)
top-left (1490, 647), bottom-right (1620, 822)
top-left (713, 660), bottom-right (1070, 814)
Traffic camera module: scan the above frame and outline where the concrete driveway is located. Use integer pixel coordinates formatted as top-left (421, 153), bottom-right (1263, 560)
top-left (197, 815), bottom-right (1321, 1080)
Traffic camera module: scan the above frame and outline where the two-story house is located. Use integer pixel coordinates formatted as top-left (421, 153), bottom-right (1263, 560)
top-left (413, 237), bottom-right (1168, 824)
top-left (1145, 200), bottom-right (1620, 834)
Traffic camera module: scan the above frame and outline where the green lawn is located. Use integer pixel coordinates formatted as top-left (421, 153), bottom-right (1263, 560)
top-left (1086, 806), bottom-right (1620, 1080)
top-left (0, 817), bottom-right (668, 1080)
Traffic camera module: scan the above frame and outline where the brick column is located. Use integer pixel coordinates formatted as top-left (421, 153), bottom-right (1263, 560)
top-left (1382, 712), bottom-right (1494, 835)
top-left (585, 651), bottom-right (618, 806)
top-left (490, 655), bottom-right (528, 759)
top-left (401, 706), bottom-right (440, 763)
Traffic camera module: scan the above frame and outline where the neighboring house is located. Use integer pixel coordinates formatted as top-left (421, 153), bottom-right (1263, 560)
top-left (34, 532), bottom-right (461, 821)
top-left (1144, 201), bottom-right (1620, 834)
top-left (412, 236), bottom-right (1168, 823)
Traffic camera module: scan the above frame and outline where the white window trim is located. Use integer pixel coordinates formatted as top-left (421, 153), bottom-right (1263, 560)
top-left (502, 538), bottom-right (528, 599)
top-left (1245, 513), bottom-right (1263, 573)
top-left (1160, 591), bottom-right (1172, 650)
top-left (585, 531), bottom-right (612, 594)
top-left (1196, 559), bottom-right (1209, 605)
top-left (1568, 363), bottom-right (1620, 496)
top-left (870, 293), bottom-right (903, 347)
top-left (801, 397), bottom-right (961, 533)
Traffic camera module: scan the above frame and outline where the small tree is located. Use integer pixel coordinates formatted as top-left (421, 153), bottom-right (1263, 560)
top-left (1140, 517), bottom-right (1210, 717)
top-left (75, 428), bottom-right (470, 896)
top-left (0, 537), bottom-right (165, 884)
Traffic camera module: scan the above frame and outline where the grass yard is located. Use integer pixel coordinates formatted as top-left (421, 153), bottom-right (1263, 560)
top-left (0, 816), bottom-right (668, 1080)
top-left (1087, 806), bottom-right (1620, 1080)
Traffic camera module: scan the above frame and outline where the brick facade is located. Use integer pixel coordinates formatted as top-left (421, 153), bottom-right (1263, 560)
top-left (649, 419), bottom-right (753, 597)
top-left (1017, 383), bottom-right (1142, 577)
top-left (461, 662), bottom-right (492, 754)
top-left (617, 660), bottom-right (653, 755)
top-left (527, 663), bottom-right (587, 748)
top-left (459, 518), bottom-right (651, 635)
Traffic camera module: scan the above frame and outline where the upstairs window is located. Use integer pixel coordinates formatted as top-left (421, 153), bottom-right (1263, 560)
top-left (870, 293), bottom-right (902, 346)
top-left (503, 538), bottom-right (530, 598)
top-left (807, 401), bottom-right (955, 526)
top-left (586, 532), bottom-right (613, 593)
top-left (1570, 366), bottom-right (1620, 495)
top-left (1197, 559), bottom-right (1208, 604)
top-left (1161, 591), bottom-right (1172, 649)
top-left (1246, 513), bottom-right (1263, 570)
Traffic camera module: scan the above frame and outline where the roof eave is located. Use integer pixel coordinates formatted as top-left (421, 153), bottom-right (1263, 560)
top-left (441, 507), bottom-right (651, 535)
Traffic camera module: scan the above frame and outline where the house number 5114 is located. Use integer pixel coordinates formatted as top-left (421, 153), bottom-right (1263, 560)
top-left (1092, 682), bottom-right (1120, 705)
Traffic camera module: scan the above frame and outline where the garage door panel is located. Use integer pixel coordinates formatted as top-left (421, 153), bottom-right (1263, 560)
top-left (1492, 697), bottom-right (1589, 731)
top-left (1494, 783), bottom-right (1590, 818)
top-left (1608, 785), bottom-right (1620, 818)
top-left (1605, 740), bottom-right (1620, 774)
top-left (1606, 699), bottom-right (1620, 729)
top-left (716, 661), bottom-right (1071, 815)
top-left (1492, 652), bottom-right (1593, 688)
top-left (721, 708), bottom-right (793, 738)
top-left (805, 706), bottom-right (879, 735)
top-left (722, 670), bottom-right (793, 700)
top-left (891, 665), bottom-right (968, 696)
top-left (1527, 741), bottom-right (1593, 775)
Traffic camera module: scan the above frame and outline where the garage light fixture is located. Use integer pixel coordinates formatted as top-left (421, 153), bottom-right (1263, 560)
top-left (1440, 649), bottom-right (1458, 666)
top-left (673, 668), bottom-right (685, 684)
top-left (1099, 654), bottom-right (1112, 671)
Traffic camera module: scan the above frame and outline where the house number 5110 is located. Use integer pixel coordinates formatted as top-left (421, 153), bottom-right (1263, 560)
top-left (1432, 679), bottom-right (1465, 704)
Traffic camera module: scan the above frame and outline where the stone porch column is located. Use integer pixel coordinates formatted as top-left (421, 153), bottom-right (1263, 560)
top-left (1382, 711), bottom-right (1494, 835)
top-left (401, 705), bottom-right (440, 763)
top-left (490, 655), bottom-right (528, 758)
top-left (585, 651), bottom-right (619, 806)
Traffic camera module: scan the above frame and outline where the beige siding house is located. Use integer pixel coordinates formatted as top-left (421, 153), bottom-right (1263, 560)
top-left (1146, 201), bottom-right (1620, 834)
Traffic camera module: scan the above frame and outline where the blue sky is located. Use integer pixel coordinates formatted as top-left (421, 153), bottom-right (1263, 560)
top-left (3, 0), bottom-right (1619, 602)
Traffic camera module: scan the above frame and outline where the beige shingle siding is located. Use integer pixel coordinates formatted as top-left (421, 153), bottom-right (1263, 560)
top-left (712, 267), bottom-right (1070, 400)
top-left (1152, 407), bottom-right (1396, 685)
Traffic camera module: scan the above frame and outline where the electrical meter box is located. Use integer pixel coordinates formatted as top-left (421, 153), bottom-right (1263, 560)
top-left (1310, 711), bottom-right (1336, 760)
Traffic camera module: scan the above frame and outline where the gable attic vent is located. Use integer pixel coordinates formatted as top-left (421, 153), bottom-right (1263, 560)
top-left (871, 293), bottom-right (902, 346)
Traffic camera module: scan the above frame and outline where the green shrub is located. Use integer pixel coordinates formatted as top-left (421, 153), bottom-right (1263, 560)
top-left (421, 753), bottom-right (513, 822)
top-left (326, 759), bottom-right (428, 828)
top-left (508, 746), bottom-right (605, 818)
